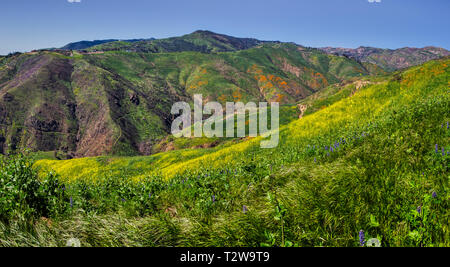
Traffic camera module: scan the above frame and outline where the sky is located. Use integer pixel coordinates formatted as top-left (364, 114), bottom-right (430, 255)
top-left (0, 0), bottom-right (449, 55)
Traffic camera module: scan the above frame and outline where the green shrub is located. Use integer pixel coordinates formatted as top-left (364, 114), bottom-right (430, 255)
top-left (0, 152), bottom-right (68, 222)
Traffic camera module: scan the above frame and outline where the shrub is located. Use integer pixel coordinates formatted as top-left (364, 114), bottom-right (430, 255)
top-left (0, 152), bottom-right (68, 222)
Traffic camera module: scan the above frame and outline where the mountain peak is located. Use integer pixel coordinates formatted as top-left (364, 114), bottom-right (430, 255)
top-left (191, 30), bottom-right (217, 35)
top-left (80, 30), bottom-right (269, 53)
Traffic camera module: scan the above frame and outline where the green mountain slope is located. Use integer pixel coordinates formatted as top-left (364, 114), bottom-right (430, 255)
top-left (25, 57), bottom-right (449, 247)
top-left (0, 52), bottom-right (168, 157)
top-left (36, 57), bottom-right (450, 180)
top-left (60, 38), bottom-right (155, 51)
top-left (0, 41), bottom-right (380, 157)
top-left (89, 30), bottom-right (271, 53)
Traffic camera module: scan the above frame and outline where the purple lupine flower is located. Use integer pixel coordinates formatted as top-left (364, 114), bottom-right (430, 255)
top-left (70, 197), bottom-right (73, 208)
top-left (447, 121), bottom-right (449, 129)
top-left (149, 193), bottom-right (152, 198)
top-left (212, 195), bottom-right (216, 203)
top-left (331, 147), bottom-right (334, 153)
top-left (243, 205), bottom-right (248, 214)
top-left (417, 206), bottom-right (422, 214)
top-left (442, 148), bottom-right (446, 156)
top-left (314, 158), bottom-right (317, 163)
top-left (359, 230), bottom-right (366, 247)
top-left (432, 192), bottom-right (438, 198)
top-left (327, 152), bottom-right (330, 157)
top-left (121, 198), bottom-right (126, 202)
top-left (435, 144), bottom-right (439, 153)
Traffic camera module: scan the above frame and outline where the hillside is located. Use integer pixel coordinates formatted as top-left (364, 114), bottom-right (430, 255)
top-left (35, 57), bottom-right (450, 179)
top-left (60, 38), bottom-right (155, 51)
top-left (320, 46), bottom-right (449, 71)
top-left (88, 30), bottom-right (273, 53)
top-left (0, 39), bottom-right (383, 158)
top-left (85, 31), bottom-right (448, 72)
top-left (1, 31), bottom-right (448, 160)
top-left (24, 57), bottom-right (449, 247)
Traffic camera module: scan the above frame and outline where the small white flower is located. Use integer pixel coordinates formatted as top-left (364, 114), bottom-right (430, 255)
top-left (66, 238), bottom-right (81, 247)
top-left (366, 238), bottom-right (381, 247)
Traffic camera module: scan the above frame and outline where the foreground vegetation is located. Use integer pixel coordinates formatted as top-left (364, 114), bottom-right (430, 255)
top-left (0, 58), bottom-right (449, 247)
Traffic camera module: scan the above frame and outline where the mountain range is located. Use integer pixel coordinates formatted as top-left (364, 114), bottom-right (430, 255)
top-left (0, 30), bottom-right (448, 158)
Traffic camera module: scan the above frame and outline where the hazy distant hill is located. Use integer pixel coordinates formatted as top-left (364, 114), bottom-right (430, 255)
top-left (319, 46), bottom-right (449, 71)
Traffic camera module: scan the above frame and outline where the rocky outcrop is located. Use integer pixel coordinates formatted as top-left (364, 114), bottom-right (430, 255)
top-left (298, 104), bottom-right (308, 119)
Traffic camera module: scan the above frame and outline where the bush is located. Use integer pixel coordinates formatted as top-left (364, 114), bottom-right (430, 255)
top-left (0, 152), bottom-right (68, 222)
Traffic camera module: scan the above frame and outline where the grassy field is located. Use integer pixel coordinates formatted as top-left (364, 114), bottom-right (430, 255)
top-left (0, 58), bottom-right (448, 247)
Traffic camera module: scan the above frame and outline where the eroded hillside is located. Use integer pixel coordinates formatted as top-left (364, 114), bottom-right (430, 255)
top-left (0, 41), bottom-right (382, 157)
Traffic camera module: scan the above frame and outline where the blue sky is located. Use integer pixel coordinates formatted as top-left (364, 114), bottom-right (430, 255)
top-left (1, 0), bottom-right (449, 55)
